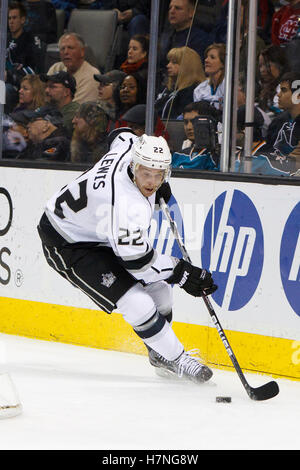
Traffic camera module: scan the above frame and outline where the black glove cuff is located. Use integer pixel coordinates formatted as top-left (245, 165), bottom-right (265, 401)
top-left (166, 259), bottom-right (189, 285)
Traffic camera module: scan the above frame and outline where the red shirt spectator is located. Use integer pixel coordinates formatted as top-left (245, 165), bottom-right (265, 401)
top-left (272, 1), bottom-right (300, 46)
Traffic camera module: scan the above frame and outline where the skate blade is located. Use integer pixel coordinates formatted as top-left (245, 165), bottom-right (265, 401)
top-left (153, 367), bottom-right (180, 381)
top-left (152, 366), bottom-right (216, 386)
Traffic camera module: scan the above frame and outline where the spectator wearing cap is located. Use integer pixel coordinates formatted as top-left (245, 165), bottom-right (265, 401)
top-left (47, 33), bottom-right (100, 104)
top-left (122, 103), bottom-right (170, 140)
top-left (94, 70), bottom-right (126, 123)
top-left (41, 71), bottom-right (80, 137)
top-left (122, 103), bottom-right (146, 136)
top-left (25, 106), bottom-right (71, 161)
top-left (71, 102), bottom-right (108, 163)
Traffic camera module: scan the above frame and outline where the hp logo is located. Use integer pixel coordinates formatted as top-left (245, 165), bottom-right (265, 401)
top-left (201, 190), bottom-right (264, 310)
top-left (280, 201), bottom-right (300, 317)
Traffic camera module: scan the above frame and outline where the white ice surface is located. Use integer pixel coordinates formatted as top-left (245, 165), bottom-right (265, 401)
top-left (0, 333), bottom-right (299, 451)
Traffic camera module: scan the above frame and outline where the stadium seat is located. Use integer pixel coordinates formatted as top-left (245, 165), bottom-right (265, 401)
top-left (43, 10), bottom-right (65, 71)
top-left (67, 9), bottom-right (123, 73)
top-left (55, 9), bottom-right (66, 40)
top-left (162, 119), bottom-right (186, 153)
top-left (45, 9), bottom-right (122, 73)
top-left (194, 0), bottom-right (223, 31)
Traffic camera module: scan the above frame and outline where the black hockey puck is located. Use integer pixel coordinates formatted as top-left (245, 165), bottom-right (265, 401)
top-left (216, 396), bottom-right (232, 403)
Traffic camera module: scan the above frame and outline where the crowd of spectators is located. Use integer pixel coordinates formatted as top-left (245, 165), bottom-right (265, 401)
top-left (2, 0), bottom-right (300, 177)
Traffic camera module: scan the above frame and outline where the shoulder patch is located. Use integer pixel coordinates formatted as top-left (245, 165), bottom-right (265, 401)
top-left (44, 147), bottom-right (57, 154)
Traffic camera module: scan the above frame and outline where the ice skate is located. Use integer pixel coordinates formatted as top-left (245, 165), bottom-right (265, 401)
top-left (148, 348), bottom-right (213, 384)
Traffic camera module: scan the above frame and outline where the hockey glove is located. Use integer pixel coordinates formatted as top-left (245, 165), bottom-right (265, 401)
top-left (155, 182), bottom-right (172, 205)
top-left (166, 259), bottom-right (218, 297)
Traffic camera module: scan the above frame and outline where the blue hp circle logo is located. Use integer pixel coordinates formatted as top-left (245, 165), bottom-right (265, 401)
top-left (151, 195), bottom-right (183, 259)
top-left (280, 202), bottom-right (300, 317)
top-left (201, 190), bottom-right (264, 310)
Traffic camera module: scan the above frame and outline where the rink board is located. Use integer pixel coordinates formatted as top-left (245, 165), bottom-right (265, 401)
top-left (0, 166), bottom-right (299, 380)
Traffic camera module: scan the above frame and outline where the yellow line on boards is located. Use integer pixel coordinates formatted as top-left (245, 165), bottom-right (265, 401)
top-left (0, 297), bottom-right (299, 380)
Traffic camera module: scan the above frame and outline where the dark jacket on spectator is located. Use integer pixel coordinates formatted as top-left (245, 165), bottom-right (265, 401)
top-left (24, 128), bottom-right (71, 162)
top-left (102, 0), bottom-right (150, 17)
top-left (23, 0), bottom-right (57, 44)
top-left (255, 111), bottom-right (300, 174)
top-left (6, 30), bottom-right (43, 79)
top-left (159, 24), bottom-right (215, 66)
top-left (265, 111), bottom-right (300, 153)
top-left (155, 84), bottom-right (198, 120)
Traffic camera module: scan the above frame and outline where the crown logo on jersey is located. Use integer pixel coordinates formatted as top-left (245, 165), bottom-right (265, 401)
top-left (101, 272), bottom-right (117, 288)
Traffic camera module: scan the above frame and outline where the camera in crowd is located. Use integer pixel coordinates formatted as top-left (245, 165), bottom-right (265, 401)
top-left (193, 115), bottom-right (220, 155)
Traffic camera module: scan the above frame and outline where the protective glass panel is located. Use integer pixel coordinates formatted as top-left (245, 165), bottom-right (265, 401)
top-left (0, 0), bottom-right (299, 181)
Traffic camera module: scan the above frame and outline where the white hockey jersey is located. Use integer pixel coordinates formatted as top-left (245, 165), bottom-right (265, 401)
top-left (44, 131), bottom-right (177, 284)
top-left (193, 78), bottom-right (225, 109)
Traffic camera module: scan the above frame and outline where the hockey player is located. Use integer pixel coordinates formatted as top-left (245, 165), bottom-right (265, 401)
top-left (37, 128), bottom-right (217, 383)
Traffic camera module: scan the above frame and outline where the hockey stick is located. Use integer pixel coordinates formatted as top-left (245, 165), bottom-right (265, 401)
top-left (160, 197), bottom-right (279, 401)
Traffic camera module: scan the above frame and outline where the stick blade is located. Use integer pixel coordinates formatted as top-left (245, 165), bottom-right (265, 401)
top-left (249, 380), bottom-right (279, 401)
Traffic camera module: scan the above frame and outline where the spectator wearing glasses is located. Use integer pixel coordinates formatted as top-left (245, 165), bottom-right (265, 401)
top-left (106, 71), bottom-right (147, 131)
top-left (41, 71), bottom-right (80, 137)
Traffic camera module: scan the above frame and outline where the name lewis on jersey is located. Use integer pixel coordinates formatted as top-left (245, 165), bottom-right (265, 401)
top-left (93, 154), bottom-right (116, 190)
